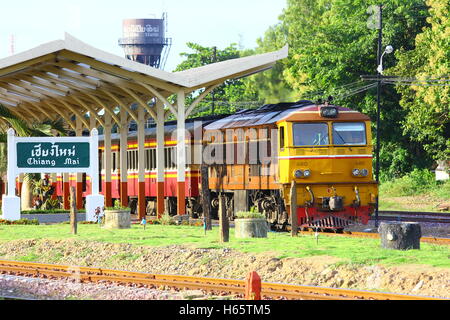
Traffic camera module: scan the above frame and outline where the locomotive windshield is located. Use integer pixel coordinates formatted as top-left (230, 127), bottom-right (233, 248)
top-left (293, 123), bottom-right (329, 146)
top-left (332, 122), bottom-right (366, 145)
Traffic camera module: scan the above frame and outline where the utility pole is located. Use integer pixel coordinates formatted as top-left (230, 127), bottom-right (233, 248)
top-left (375, 4), bottom-right (383, 228)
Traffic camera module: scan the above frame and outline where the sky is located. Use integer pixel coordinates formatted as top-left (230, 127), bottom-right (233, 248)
top-left (0, 0), bottom-right (286, 72)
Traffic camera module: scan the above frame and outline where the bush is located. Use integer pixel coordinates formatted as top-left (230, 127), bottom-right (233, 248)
top-left (22, 209), bottom-right (86, 214)
top-left (235, 211), bottom-right (266, 219)
top-left (380, 168), bottom-right (438, 197)
top-left (105, 200), bottom-right (130, 211)
top-left (157, 214), bottom-right (176, 225)
top-left (0, 218), bottom-right (39, 225)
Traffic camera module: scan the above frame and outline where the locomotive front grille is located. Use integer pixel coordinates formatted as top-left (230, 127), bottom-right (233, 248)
top-left (300, 216), bottom-right (361, 229)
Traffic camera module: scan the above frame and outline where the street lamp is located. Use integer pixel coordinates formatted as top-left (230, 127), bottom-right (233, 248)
top-left (377, 45), bottom-right (394, 75)
top-left (374, 44), bottom-right (394, 228)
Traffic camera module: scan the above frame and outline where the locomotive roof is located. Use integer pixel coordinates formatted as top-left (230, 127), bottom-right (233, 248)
top-left (203, 101), bottom-right (312, 130)
top-left (203, 101), bottom-right (370, 130)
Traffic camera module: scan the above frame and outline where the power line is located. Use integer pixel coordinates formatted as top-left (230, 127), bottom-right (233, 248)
top-left (384, 82), bottom-right (450, 87)
top-left (361, 76), bottom-right (450, 87)
top-left (303, 80), bottom-right (370, 100)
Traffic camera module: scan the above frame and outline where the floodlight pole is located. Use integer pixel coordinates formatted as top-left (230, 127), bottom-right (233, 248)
top-left (375, 4), bottom-right (383, 228)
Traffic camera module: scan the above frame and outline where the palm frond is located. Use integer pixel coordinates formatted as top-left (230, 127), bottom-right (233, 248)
top-left (0, 104), bottom-right (33, 137)
top-left (41, 118), bottom-right (68, 136)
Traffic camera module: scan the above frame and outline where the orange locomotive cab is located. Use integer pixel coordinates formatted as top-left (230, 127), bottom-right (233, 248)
top-left (277, 104), bottom-right (378, 230)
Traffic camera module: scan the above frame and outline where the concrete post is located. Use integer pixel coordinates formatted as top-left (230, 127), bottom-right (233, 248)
top-left (104, 112), bottom-right (113, 207)
top-left (86, 129), bottom-right (105, 222)
top-left (120, 108), bottom-right (129, 207)
top-left (156, 101), bottom-right (165, 218)
top-left (89, 114), bottom-right (97, 195)
top-left (1, 129), bottom-right (20, 221)
top-left (137, 107), bottom-right (146, 220)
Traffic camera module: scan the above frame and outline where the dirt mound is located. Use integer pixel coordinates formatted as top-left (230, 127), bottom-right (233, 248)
top-left (0, 239), bottom-right (448, 299)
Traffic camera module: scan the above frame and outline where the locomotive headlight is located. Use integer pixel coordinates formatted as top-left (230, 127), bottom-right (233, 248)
top-left (352, 169), bottom-right (361, 177)
top-left (294, 170), bottom-right (304, 179)
top-left (320, 106), bottom-right (339, 118)
top-left (303, 170), bottom-right (312, 178)
top-left (360, 169), bottom-right (369, 177)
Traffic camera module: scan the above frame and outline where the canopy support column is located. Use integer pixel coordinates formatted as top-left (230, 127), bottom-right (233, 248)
top-left (89, 114), bottom-right (97, 195)
top-left (137, 107), bottom-right (146, 220)
top-left (120, 108), bottom-right (129, 207)
top-left (156, 101), bottom-right (165, 218)
top-left (177, 91), bottom-right (186, 215)
top-left (104, 112), bottom-right (113, 208)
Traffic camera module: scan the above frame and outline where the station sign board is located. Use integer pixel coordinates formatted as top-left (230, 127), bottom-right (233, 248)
top-left (1, 129), bottom-right (104, 222)
top-left (16, 142), bottom-right (90, 169)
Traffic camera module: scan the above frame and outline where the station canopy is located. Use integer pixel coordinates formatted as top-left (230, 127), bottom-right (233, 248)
top-left (0, 33), bottom-right (289, 129)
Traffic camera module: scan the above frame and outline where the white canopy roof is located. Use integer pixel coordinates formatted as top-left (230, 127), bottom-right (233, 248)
top-left (0, 33), bottom-right (288, 128)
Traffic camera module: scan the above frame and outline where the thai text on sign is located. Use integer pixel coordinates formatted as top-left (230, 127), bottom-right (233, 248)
top-left (16, 142), bottom-right (90, 168)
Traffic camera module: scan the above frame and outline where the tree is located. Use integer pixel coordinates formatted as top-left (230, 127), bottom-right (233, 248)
top-left (174, 42), bottom-right (261, 118)
top-left (242, 24), bottom-right (296, 103)
top-left (253, 0), bottom-right (434, 179)
top-left (390, 0), bottom-right (449, 162)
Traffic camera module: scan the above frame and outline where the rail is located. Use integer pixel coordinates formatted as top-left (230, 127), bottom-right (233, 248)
top-left (373, 210), bottom-right (450, 224)
top-left (295, 231), bottom-right (450, 245)
top-left (0, 260), bottom-right (445, 300)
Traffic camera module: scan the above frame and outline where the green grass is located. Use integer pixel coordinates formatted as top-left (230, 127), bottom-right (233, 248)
top-left (0, 224), bottom-right (448, 268)
top-left (379, 169), bottom-right (450, 212)
top-left (380, 169), bottom-right (450, 198)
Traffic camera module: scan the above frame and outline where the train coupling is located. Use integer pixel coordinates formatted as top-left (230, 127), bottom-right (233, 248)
top-left (321, 196), bottom-right (344, 211)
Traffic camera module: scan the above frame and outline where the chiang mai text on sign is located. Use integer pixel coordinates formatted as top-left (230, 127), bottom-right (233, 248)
top-left (16, 142), bottom-right (90, 168)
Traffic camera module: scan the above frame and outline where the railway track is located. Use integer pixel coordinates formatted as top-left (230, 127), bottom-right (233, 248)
top-left (0, 260), bottom-right (444, 300)
top-left (296, 231), bottom-right (450, 245)
top-left (374, 211), bottom-right (450, 224)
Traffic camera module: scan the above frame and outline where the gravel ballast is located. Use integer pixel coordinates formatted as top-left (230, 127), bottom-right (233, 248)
top-left (0, 239), bottom-right (448, 300)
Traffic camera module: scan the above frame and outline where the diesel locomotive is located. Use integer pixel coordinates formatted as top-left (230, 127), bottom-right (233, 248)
top-left (54, 100), bottom-right (378, 230)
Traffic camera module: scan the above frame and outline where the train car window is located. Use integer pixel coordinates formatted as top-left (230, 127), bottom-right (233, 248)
top-left (293, 123), bottom-right (329, 146)
top-left (134, 150), bottom-right (138, 170)
top-left (279, 126), bottom-right (285, 150)
top-left (145, 149), bottom-right (150, 171)
top-left (112, 152), bottom-right (116, 172)
top-left (129, 151), bottom-right (132, 170)
top-left (147, 149), bottom-right (153, 170)
top-left (132, 150), bottom-right (136, 170)
top-left (250, 164), bottom-right (260, 176)
top-left (172, 147), bottom-right (178, 168)
top-left (165, 148), bottom-right (169, 169)
top-left (130, 151), bottom-right (133, 170)
top-left (332, 122), bottom-right (366, 145)
top-left (99, 150), bottom-right (104, 170)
